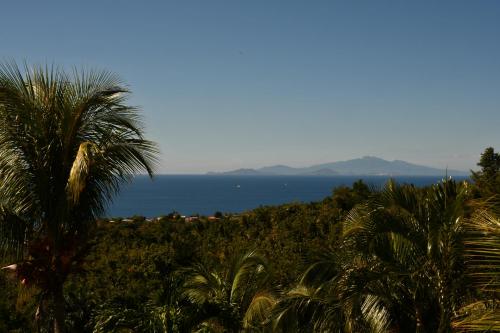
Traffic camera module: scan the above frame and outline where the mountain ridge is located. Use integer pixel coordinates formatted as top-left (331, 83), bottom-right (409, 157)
top-left (207, 156), bottom-right (468, 176)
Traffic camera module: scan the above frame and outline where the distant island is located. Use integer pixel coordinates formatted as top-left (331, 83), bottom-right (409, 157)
top-left (207, 156), bottom-right (468, 176)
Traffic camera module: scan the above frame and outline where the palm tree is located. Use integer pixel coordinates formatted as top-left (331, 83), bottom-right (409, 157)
top-left (277, 179), bottom-right (474, 332)
top-left (182, 251), bottom-right (276, 332)
top-left (348, 179), bottom-right (473, 332)
top-left (273, 246), bottom-right (392, 333)
top-left (0, 62), bottom-right (157, 332)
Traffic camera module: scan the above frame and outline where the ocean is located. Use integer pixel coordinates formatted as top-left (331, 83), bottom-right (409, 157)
top-left (105, 175), bottom-right (468, 218)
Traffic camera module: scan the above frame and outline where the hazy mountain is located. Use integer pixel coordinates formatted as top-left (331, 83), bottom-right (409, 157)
top-left (258, 165), bottom-right (300, 175)
top-left (206, 168), bottom-right (263, 175)
top-left (300, 168), bottom-right (340, 176)
top-left (207, 156), bottom-right (468, 176)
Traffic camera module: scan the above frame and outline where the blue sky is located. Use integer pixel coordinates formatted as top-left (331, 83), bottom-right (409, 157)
top-left (1, 1), bottom-right (499, 173)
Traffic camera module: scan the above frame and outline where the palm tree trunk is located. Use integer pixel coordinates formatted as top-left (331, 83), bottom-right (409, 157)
top-left (52, 285), bottom-right (66, 333)
top-left (437, 310), bottom-right (451, 333)
top-left (437, 276), bottom-right (452, 333)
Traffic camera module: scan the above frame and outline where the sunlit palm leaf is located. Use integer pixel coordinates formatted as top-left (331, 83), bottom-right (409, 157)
top-left (228, 250), bottom-right (270, 303)
top-left (453, 300), bottom-right (500, 332)
top-left (242, 291), bottom-right (276, 329)
top-left (452, 211), bottom-right (500, 331)
top-left (361, 294), bottom-right (391, 333)
top-left (463, 211), bottom-right (500, 291)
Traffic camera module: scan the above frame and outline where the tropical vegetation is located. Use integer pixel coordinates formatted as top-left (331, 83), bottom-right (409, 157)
top-left (0, 63), bottom-right (498, 332)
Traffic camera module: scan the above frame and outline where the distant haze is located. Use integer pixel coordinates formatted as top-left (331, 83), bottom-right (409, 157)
top-left (206, 156), bottom-right (469, 177)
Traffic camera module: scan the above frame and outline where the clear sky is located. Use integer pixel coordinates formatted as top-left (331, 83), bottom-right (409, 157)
top-left (1, 1), bottom-right (499, 173)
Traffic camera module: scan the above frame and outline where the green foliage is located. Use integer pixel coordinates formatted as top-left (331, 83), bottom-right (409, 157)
top-left (3, 181), bottom-right (357, 332)
top-left (471, 147), bottom-right (500, 202)
top-left (55, 194), bottom-right (349, 332)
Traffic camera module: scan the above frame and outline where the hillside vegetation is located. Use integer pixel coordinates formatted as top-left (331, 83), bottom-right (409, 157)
top-left (1, 148), bottom-right (499, 332)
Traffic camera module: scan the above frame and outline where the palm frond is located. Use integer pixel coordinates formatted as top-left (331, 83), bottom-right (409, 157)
top-left (67, 142), bottom-right (98, 205)
top-left (242, 291), bottom-right (276, 329)
top-left (361, 294), bottom-right (391, 333)
top-left (228, 250), bottom-right (270, 303)
top-left (0, 206), bottom-right (29, 260)
top-left (183, 263), bottom-right (224, 304)
top-left (299, 249), bottom-right (339, 287)
top-left (453, 300), bottom-right (500, 332)
top-left (463, 210), bottom-right (500, 291)
top-left (452, 211), bottom-right (500, 331)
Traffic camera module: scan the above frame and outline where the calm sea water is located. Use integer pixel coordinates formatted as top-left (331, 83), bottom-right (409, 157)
top-left (105, 175), bottom-right (468, 218)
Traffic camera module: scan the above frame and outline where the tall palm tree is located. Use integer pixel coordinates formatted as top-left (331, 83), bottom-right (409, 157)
top-left (0, 62), bottom-right (157, 332)
top-left (277, 179), bottom-right (474, 332)
top-left (182, 251), bottom-right (276, 332)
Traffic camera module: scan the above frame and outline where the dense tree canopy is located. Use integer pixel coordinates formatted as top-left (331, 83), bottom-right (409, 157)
top-left (3, 172), bottom-right (499, 332)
